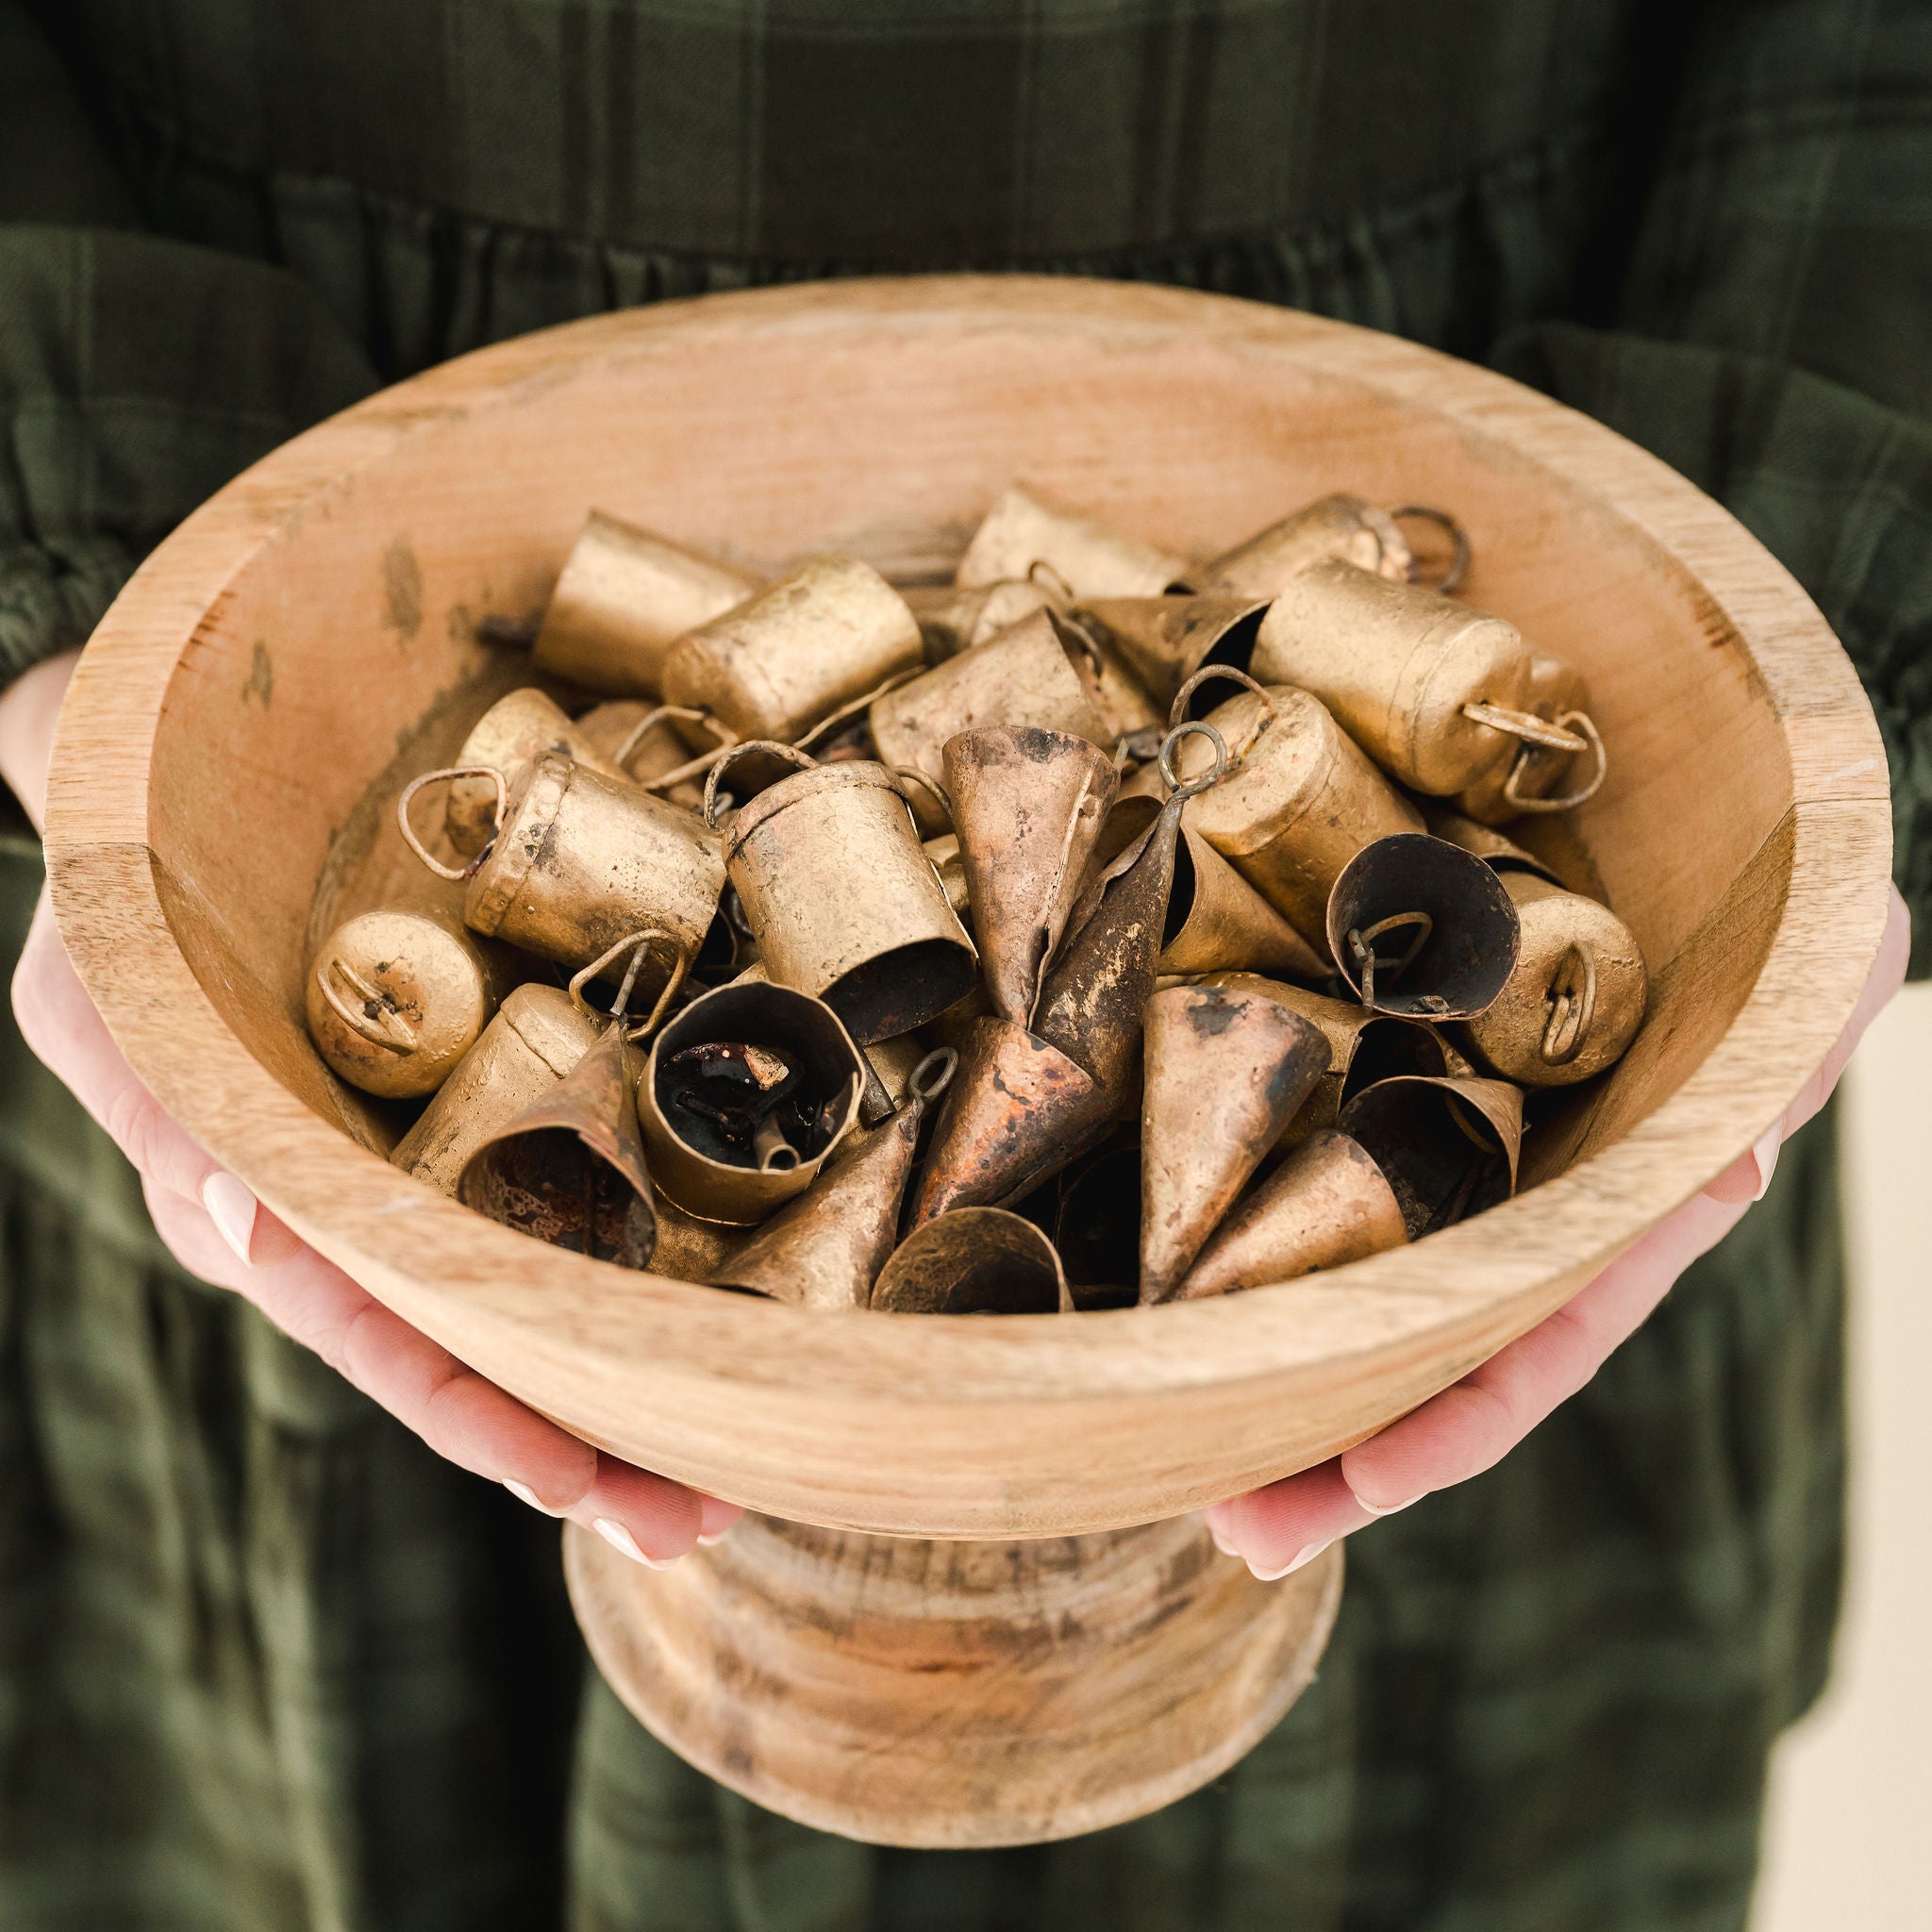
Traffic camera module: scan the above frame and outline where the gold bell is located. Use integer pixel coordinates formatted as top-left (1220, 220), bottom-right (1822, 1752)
top-left (1338, 1074), bottom-right (1524, 1237)
top-left (955, 484), bottom-right (1188, 599)
top-left (1451, 654), bottom-right (1607, 824)
top-left (651, 1199), bottom-right (741, 1284)
top-left (709, 1049), bottom-right (958, 1307)
top-left (444, 688), bottom-right (630, 857)
top-left (400, 755), bottom-right (725, 995)
top-left (1174, 1129), bottom-right (1408, 1298)
top-left (708, 742), bottom-right (977, 1043)
top-left (391, 983), bottom-right (603, 1194)
top-left (1463, 874), bottom-right (1647, 1086)
top-left (872, 1207), bottom-right (1074, 1315)
top-left (659, 555), bottom-right (924, 748)
top-left (637, 978), bottom-right (866, 1225)
top-left (903, 578), bottom-right (1056, 662)
top-left (306, 907), bottom-right (511, 1100)
top-left (1326, 832), bottom-right (1521, 1021)
top-left (1419, 803), bottom-right (1567, 887)
top-left (572, 699), bottom-right (733, 808)
top-left (456, 1025), bottom-right (658, 1267)
top-left (1180, 494), bottom-right (1413, 598)
top-left (1138, 985), bottom-right (1329, 1304)
top-left (1252, 558), bottom-right (1571, 796)
top-left (942, 724), bottom-right (1119, 1027)
top-left (530, 510), bottom-right (764, 698)
top-left (1074, 596), bottom-right (1269, 709)
top-left (1159, 819), bottom-right (1328, 979)
top-left (1161, 668), bottom-right (1423, 956)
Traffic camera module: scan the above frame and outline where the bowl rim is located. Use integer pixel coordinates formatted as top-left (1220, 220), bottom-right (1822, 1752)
top-left (42, 276), bottom-right (1894, 1521)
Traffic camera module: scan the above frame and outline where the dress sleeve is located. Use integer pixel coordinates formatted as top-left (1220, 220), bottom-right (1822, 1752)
top-left (1494, 0), bottom-right (1932, 972)
top-left (0, 3), bottom-right (375, 687)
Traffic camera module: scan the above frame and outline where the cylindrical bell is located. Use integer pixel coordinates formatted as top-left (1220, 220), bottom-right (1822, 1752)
top-left (1161, 675), bottom-right (1423, 956)
top-left (444, 688), bottom-right (630, 857)
top-left (530, 511), bottom-right (764, 698)
top-left (659, 555), bottom-right (924, 748)
top-left (1463, 873), bottom-right (1647, 1085)
top-left (1074, 596), bottom-right (1269, 709)
top-left (637, 979), bottom-right (865, 1225)
top-left (1338, 1074), bottom-right (1523, 1238)
top-left (711, 744), bottom-right (977, 1043)
top-left (955, 484), bottom-right (1188, 599)
top-left (439, 754), bottom-right (724, 991)
top-left (1419, 802), bottom-right (1567, 887)
top-left (869, 609), bottom-right (1111, 811)
top-left (1326, 832), bottom-right (1521, 1021)
top-left (391, 983), bottom-right (603, 1194)
top-left (1174, 1128), bottom-right (1407, 1298)
top-left (1180, 495), bottom-right (1411, 599)
top-left (903, 578), bottom-right (1056, 662)
top-left (456, 1026), bottom-right (658, 1267)
top-left (306, 907), bottom-right (512, 1099)
top-left (1452, 654), bottom-right (1606, 824)
top-left (871, 1208), bottom-right (1074, 1315)
top-left (1253, 558), bottom-right (1540, 795)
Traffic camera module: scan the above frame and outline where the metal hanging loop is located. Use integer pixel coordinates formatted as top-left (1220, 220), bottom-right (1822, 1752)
top-left (1348, 909), bottom-right (1435, 1011)
top-left (1541, 940), bottom-right (1599, 1064)
top-left (314, 957), bottom-right (420, 1053)
top-left (701, 740), bottom-right (818, 830)
top-left (1459, 700), bottom-right (1591, 754)
top-left (1506, 708), bottom-right (1608, 814)
top-left (907, 1045), bottom-right (959, 1107)
top-left (1168, 662), bottom-right (1277, 734)
top-left (396, 765), bottom-right (507, 880)
top-left (1158, 719), bottom-right (1231, 802)
top-left (1390, 505), bottom-right (1472, 595)
top-left (891, 766), bottom-right (956, 831)
top-left (1026, 559), bottom-right (1077, 606)
top-left (567, 926), bottom-right (692, 1040)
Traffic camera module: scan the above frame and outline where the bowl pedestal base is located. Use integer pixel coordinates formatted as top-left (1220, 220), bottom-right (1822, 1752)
top-left (564, 1512), bottom-right (1343, 1849)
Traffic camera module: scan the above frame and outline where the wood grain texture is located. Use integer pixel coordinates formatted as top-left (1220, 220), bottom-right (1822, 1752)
top-left (43, 277), bottom-right (1893, 1539)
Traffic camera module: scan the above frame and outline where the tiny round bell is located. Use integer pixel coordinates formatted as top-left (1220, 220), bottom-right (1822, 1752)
top-left (1463, 873), bottom-right (1647, 1085)
top-left (954, 484), bottom-right (1188, 599)
top-left (708, 742), bottom-right (977, 1044)
top-left (1180, 493), bottom-right (1412, 598)
top-left (444, 688), bottom-right (630, 858)
top-left (530, 510), bottom-right (764, 697)
top-left (306, 908), bottom-right (508, 1100)
top-left (659, 555), bottom-right (924, 747)
top-left (1452, 654), bottom-right (1607, 824)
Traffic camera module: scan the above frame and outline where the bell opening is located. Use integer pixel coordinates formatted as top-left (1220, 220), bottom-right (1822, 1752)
top-left (1161, 840), bottom-right (1197, 946)
top-left (464, 1126), bottom-right (654, 1267)
top-left (1055, 1143), bottom-right (1141, 1291)
top-left (1341, 1089), bottom-right (1512, 1240)
top-left (823, 937), bottom-right (979, 1044)
top-left (1177, 611), bottom-right (1265, 718)
top-left (1340, 1019), bottom-right (1451, 1105)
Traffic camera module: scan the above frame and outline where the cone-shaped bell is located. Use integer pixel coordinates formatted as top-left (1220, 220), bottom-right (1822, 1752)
top-left (943, 724), bottom-right (1120, 1027)
top-left (1419, 802), bottom-right (1566, 886)
top-left (955, 485), bottom-right (1188, 600)
top-left (1338, 1074), bottom-right (1524, 1238)
top-left (1075, 596), bottom-right (1268, 708)
top-left (908, 1015), bottom-right (1106, 1226)
top-left (1175, 1129), bottom-right (1407, 1298)
top-left (457, 1027), bottom-right (658, 1266)
top-left (1180, 494), bottom-right (1410, 598)
top-left (872, 1208), bottom-right (1074, 1315)
top-left (1160, 824), bottom-right (1327, 979)
top-left (1139, 986), bottom-right (1329, 1303)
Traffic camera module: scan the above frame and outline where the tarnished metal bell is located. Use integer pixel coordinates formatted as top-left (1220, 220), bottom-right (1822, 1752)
top-left (573, 698), bottom-right (734, 808)
top-left (708, 742), bottom-right (977, 1043)
top-left (922, 833), bottom-right (972, 920)
top-left (660, 555), bottom-right (924, 748)
top-left (444, 688), bottom-right (629, 858)
top-left (530, 510), bottom-right (764, 697)
top-left (1338, 1074), bottom-right (1524, 1238)
top-left (955, 484), bottom-right (1187, 599)
top-left (1180, 494), bottom-right (1412, 599)
top-left (1463, 873), bottom-right (1647, 1085)
top-left (1452, 654), bottom-right (1607, 824)
top-left (391, 983), bottom-right (603, 1195)
top-left (903, 578), bottom-right (1055, 662)
top-left (1074, 596), bottom-right (1268, 710)
top-left (872, 1208), bottom-right (1074, 1315)
top-left (1174, 1128), bottom-right (1407, 1299)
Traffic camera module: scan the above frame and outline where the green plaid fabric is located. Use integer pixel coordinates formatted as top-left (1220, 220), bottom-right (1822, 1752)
top-left (0, 2), bottom-right (1922, 1926)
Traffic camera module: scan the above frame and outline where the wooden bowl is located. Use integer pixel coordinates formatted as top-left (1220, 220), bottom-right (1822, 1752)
top-left (44, 279), bottom-right (1891, 1845)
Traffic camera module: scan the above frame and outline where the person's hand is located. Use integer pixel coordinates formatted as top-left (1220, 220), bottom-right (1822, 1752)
top-left (4, 650), bottom-right (739, 1567)
top-left (1206, 881), bottom-right (1912, 1580)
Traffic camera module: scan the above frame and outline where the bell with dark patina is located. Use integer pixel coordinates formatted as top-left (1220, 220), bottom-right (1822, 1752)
top-left (871, 1207), bottom-right (1074, 1315)
top-left (1337, 1074), bottom-right (1524, 1238)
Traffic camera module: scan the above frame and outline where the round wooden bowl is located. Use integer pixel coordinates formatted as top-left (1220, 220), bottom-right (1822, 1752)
top-left (44, 279), bottom-right (1891, 1846)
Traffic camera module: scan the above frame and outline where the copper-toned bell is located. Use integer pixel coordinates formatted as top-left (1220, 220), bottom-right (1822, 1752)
top-left (1338, 1074), bottom-right (1524, 1238)
top-left (1326, 832), bottom-right (1521, 1021)
top-left (903, 578), bottom-right (1056, 662)
top-left (1074, 596), bottom-right (1268, 709)
top-left (444, 688), bottom-right (630, 857)
top-left (708, 743), bottom-right (977, 1043)
top-left (1162, 671), bottom-right (1423, 956)
top-left (457, 1025), bottom-right (658, 1267)
top-left (391, 983), bottom-right (603, 1194)
top-left (955, 484), bottom-right (1188, 600)
top-left (637, 978), bottom-right (866, 1225)
top-left (659, 555), bottom-right (924, 747)
top-left (1419, 802), bottom-right (1567, 887)
top-left (1463, 873), bottom-right (1647, 1085)
top-left (869, 609), bottom-right (1111, 812)
top-left (1181, 494), bottom-right (1411, 599)
top-left (710, 1049), bottom-right (957, 1307)
top-left (1174, 1128), bottom-right (1407, 1298)
top-left (872, 1208), bottom-right (1074, 1315)
top-left (1159, 820), bottom-right (1328, 979)
top-left (306, 907), bottom-right (511, 1100)
top-left (1253, 558), bottom-right (1557, 795)
top-left (943, 725), bottom-right (1119, 1027)
top-left (530, 511), bottom-right (764, 698)
top-left (1138, 985), bottom-right (1329, 1304)
top-left (1452, 654), bottom-right (1607, 824)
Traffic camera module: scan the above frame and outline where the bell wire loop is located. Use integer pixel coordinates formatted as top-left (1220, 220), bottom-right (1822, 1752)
top-left (614, 703), bottom-right (729, 771)
top-left (1026, 558), bottom-right (1078, 606)
top-left (1460, 700), bottom-right (1591, 754)
top-left (702, 740), bottom-right (817, 829)
top-left (1507, 709), bottom-right (1608, 814)
top-left (891, 766), bottom-right (955, 829)
top-left (908, 1046), bottom-right (959, 1107)
top-left (1541, 940), bottom-right (1599, 1064)
top-left (395, 765), bottom-right (507, 881)
top-left (314, 956), bottom-right (419, 1053)
top-left (568, 927), bottom-right (691, 1040)
top-left (1158, 720), bottom-right (1230, 802)
top-left (1390, 505), bottom-right (1472, 595)
top-left (1347, 909), bottom-right (1434, 1010)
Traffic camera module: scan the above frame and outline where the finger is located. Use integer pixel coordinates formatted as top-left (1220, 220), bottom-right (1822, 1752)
top-left (698, 1493), bottom-right (745, 1543)
top-left (1341, 1185), bottom-right (1753, 1511)
top-left (571, 1456), bottom-right (707, 1566)
top-left (1202, 1459), bottom-right (1374, 1579)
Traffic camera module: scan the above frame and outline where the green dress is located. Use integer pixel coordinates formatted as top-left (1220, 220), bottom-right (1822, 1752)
top-left (2, 3), bottom-right (1926, 1926)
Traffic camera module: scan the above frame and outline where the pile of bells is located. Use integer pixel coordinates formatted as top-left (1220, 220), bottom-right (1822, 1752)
top-left (304, 483), bottom-right (1648, 1314)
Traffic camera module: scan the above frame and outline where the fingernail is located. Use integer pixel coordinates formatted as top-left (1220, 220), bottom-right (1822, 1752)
top-left (505, 1480), bottom-right (567, 1518)
top-left (1350, 1489), bottom-right (1424, 1518)
top-left (696, 1526), bottom-right (734, 1547)
top-left (1751, 1124), bottom-right (1782, 1202)
top-left (593, 1517), bottom-right (677, 1570)
top-left (1248, 1538), bottom-right (1333, 1583)
top-left (1208, 1526), bottom-right (1241, 1557)
top-left (201, 1172), bottom-right (258, 1265)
